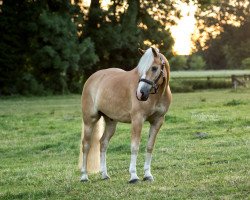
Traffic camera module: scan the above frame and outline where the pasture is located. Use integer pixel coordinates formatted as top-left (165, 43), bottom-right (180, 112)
top-left (0, 88), bottom-right (249, 199)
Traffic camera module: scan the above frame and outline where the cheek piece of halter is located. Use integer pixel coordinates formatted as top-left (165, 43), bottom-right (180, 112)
top-left (138, 56), bottom-right (166, 94)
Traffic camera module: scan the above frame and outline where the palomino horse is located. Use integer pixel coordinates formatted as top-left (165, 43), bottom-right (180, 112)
top-left (80, 47), bottom-right (171, 183)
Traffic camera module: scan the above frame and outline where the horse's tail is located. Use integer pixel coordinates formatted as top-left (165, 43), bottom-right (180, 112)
top-left (78, 117), bottom-right (105, 173)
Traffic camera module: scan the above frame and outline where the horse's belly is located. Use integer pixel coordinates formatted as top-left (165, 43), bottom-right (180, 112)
top-left (108, 112), bottom-right (131, 123)
top-left (99, 106), bottom-right (131, 123)
top-left (97, 92), bottom-right (131, 123)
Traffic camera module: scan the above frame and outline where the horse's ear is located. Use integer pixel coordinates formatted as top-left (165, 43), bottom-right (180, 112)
top-left (151, 47), bottom-right (158, 57)
top-left (138, 48), bottom-right (145, 55)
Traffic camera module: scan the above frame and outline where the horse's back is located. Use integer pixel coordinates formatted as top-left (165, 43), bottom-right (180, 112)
top-left (83, 68), bottom-right (127, 93)
top-left (86, 68), bottom-right (125, 85)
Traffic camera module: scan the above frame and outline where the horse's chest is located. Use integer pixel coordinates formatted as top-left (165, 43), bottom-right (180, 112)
top-left (156, 103), bottom-right (167, 113)
top-left (157, 102), bottom-right (166, 111)
top-left (148, 103), bottom-right (167, 117)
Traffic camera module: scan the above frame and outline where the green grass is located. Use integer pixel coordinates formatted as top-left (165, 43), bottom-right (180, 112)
top-left (0, 89), bottom-right (250, 200)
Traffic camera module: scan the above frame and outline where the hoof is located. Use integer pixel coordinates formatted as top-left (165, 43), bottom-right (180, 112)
top-left (80, 178), bottom-right (89, 183)
top-left (80, 174), bottom-right (89, 182)
top-left (129, 178), bottom-right (139, 184)
top-left (102, 176), bottom-right (110, 180)
top-left (143, 176), bottom-right (154, 181)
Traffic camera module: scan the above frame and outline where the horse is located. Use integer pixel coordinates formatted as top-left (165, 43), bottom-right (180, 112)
top-left (79, 47), bottom-right (172, 183)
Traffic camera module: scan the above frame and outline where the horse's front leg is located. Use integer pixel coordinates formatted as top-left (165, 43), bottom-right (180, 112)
top-left (144, 116), bottom-right (164, 181)
top-left (129, 117), bottom-right (143, 183)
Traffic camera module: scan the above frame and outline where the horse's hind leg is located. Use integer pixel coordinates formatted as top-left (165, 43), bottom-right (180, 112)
top-left (80, 120), bottom-right (96, 182)
top-left (100, 118), bottom-right (117, 180)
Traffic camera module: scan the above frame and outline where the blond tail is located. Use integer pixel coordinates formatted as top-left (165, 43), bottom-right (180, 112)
top-left (78, 117), bottom-right (105, 173)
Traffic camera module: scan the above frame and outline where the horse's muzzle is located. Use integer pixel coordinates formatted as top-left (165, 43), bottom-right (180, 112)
top-left (136, 87), bottom-right (150, 101)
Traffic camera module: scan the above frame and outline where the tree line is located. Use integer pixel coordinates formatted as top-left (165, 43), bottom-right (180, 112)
top-left (0, 0), bottom-right (249, 95)
top-left (171, 0), bottom-right (250, 71)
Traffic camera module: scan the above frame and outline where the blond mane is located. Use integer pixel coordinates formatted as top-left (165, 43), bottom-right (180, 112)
top-left (137, 48), bottom-right (159, 76)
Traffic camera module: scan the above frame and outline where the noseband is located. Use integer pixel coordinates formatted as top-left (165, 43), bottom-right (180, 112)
top-left (138, 57), bottom-right (165, 94)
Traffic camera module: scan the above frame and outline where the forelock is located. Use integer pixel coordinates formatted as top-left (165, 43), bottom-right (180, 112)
top-left (137, 48), bottom-right (159, 76)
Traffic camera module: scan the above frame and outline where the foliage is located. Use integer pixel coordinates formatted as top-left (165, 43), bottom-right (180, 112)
top-left (224, 99), bottom-right (246, 106)
top-left (195, 1), bottom-right (250, 70)
top-left (0, 0), bottom-right (37, 94)
top-left (201, 19), bottom-right (250, 69)
top-left (82, 0), bottom-right (174, 75)
top-left (0, 0), bottom-right (174, 95)
top-left (241, 57), bottom-right (250, 69)
top-left (0, 89), bottom-right (249, 199)
top-left (169, 55), bottom-right (206, 71)
top-left (0, 0), bottom-right (99, 95)
top-left (188, 55), bottom-right (206, 70)
top-left (169, 55), bottom-right (188, 71)
top-left (195, 0), bottom-right (250, 50)
top-left (0, 0), bottom-right (249, 95)
top-left (31, 10), bottom-right (98, 94)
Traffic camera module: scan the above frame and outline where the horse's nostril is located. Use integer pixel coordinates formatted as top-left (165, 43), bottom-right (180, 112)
top-left (140, 90), bottom-right (144, 97)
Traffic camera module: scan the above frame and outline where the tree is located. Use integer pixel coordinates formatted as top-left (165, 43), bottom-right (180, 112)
top-left (194, 0), bottom-right (250, 69)
top-left (0, 0), bottom-right (176, 95)
top-left (0, 0), bottom-right (98, 94)
top-left (82, 0), bottom-right (174, 76)
top-left (202, 17), bottom-right (250, 69)
top-left (31, 9), bottom-right (98, 93)
top-left (188, 55), bottom-right (206, 70)
top-left (194, 0), bottom-right (250, 50)
top-left (0, 0), bottom-right (38, 94)
top-left (241, 57), bottom-right (250, 69)
top-left (169, 55), bottom-right (188, 71)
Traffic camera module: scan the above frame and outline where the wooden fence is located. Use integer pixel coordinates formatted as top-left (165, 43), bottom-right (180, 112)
top-left (231, 74), bottom-right (250, 89)
top-left (170, 71), bottom-right (250, 90)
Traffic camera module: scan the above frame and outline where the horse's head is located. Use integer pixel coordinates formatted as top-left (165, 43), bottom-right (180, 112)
top-left (136, 47), bottom-right (165, 101)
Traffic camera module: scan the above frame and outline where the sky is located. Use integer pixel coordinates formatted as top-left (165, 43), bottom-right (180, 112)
top-left (170, 1), bottom-right (197, 55)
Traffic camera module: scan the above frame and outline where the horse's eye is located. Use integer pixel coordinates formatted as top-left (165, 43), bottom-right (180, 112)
top-left (151, 66), bottom-right (157, 72)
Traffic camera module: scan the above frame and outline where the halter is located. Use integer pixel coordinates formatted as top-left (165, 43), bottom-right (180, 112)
top-left (138, 56), bottom-right (165, 94)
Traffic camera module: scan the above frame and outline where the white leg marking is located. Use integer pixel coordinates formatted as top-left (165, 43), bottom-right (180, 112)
top-left (100, 152), bottom-right (106, 173)
top-left (100, 152), bottom-right (109, 179)
top-left (80, 153), bottom-right (88, 181)
top-left (129, 154), bottom-right (139, 181)
top-left (129, 117), bottom-right (143, 183)
top-left (144, 153), bottom-right (153, 179)
top-left (80, 140), bottom-right (91, 181)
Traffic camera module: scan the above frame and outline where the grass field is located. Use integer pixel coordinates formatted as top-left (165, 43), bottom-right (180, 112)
top-left (0, 89), bottom-right (250, 199)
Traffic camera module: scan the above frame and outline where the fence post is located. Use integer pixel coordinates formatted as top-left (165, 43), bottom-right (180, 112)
top-left (231, 75), bottom-right (237, 90)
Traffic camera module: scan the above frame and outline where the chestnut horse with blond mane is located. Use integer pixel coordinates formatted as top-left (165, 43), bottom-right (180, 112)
top-left (79, 47), bottom-right (171, 183)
